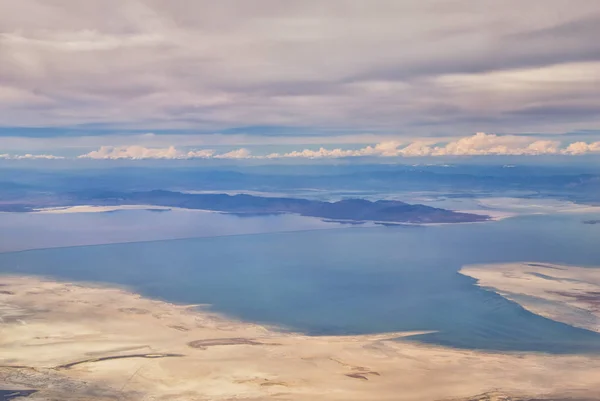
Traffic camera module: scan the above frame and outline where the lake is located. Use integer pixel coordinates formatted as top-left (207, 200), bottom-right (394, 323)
top-left (1, 209), bottom-right (600, 353)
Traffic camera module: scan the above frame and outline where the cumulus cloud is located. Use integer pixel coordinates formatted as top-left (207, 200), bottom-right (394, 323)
top-left (184, 149), bottom-right (216, 158)
top-left (263, 141), bottom-right (404, 159)
top-left (214, 148), bottom-right (252, 159)
top-left (562, 141), bottom-right (600, 155)
top-left (79, 145), bottom-right (181, 160)
top-left (425, 133), bottom-right (561, 156)
top-left (78, 145), bottom-right (239, 160)
top-left (262, 133), bottom-right (600, 159)
top-left (8, 133), bottom-right (600, 160)
top-left (266, 147), bottom-right (362, 159)
top-left (0, 153), bottom-right (64, 160)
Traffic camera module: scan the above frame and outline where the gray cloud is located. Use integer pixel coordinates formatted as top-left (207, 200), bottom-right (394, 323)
top-left (509, 13), bottom-right (600, 41)
top-left (0, 0), bottom-right (599, 136)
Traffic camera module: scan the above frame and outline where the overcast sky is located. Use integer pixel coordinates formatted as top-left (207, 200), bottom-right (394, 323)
top-left (1, 0), bottom-right (599, 158)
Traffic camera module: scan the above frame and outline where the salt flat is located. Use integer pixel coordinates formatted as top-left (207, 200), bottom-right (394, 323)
top-left (460, 262), bottom-right (600, 333)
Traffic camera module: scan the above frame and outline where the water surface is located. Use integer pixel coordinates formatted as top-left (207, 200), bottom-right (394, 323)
top-left (1, 211), bottom-right (600, 353)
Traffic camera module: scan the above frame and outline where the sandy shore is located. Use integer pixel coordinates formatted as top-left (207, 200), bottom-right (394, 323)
top-left (1, 276), bottom-right (600, 400)
top-left (460, 262), bottom-right (600, 333)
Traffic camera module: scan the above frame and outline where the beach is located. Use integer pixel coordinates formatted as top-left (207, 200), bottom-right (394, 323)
top-left (1, 275), bottom-right (600, 400)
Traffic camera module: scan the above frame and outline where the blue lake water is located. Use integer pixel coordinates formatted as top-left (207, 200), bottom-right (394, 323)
top-left (1, 210), bottom-right (600, 353)
top-left (0, 209), bottom-right (340, 253)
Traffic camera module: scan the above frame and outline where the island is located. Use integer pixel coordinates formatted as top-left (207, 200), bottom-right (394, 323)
top-left (33, 190), bottom-right (488, 224)
top-left (1, 275), bottom-right (599, 400)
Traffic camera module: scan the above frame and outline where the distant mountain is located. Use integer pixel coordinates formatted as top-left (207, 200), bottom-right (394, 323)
top-left (70, 190), bottom-right (488, 224)
top-left (3, 165), bottom-right (600, 204)
top-left (4, 163), bottom-right (599, 217)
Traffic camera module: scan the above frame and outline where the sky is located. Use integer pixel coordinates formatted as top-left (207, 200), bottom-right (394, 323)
top-left (0, 0), bottom-right (599, 161)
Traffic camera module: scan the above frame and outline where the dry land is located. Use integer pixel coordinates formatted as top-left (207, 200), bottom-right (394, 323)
top-left (460, 262), bottom-right (600, 333)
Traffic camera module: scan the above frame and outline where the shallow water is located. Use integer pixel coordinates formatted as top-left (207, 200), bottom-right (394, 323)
top-left (0, 209), bottom-right (341, 253)
top-left (1, 211), bottom-right (600, 353)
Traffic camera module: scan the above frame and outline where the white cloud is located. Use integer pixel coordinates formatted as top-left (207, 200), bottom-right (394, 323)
top-left (185, 149), bottom-right (216, 158)
top-left (562, 141), bottom-right (600, 155)
top-left (214, 148), bottom-right (252, 159)
top-left (395, 141), bottom-right (434, 157)
top-left (428, 133), bottom-right (561, 156)
top-left (78, 145), bottom-right (239, 159)
top-left (370, 141), bottom-right (404, 157)
top-left (260, 133), bottom-right (600, 159)
top-left (78, 145), bottom-right (182, 159)
top-left (264, 141), bottom-right (404, 159)
top-left (0, 153), bottom-right (64, 160)
top-left (7, 133), bottom-right (600, 160)
top-left (266, 147), bottom-right (361, 159)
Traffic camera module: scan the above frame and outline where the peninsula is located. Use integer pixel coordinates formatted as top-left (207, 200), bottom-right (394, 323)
top-left (460, 262), bottom-right (600, 333)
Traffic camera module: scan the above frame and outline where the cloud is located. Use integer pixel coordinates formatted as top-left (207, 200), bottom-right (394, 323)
top-left (186, 149), bottom-right (216, 158)
top-left (7, 133), bottom-right (600, 160)
top-left (0, 153), bottom-right (64, 160)
top-left (214, 148), bottom-right (252, 159)
top-left (262, 133), bottom-right (600, 158)
top-left (425, 133), bottom-right (561, 156)
top-left (0, 30), bottom-right (163, 52)
top-left (0, 1), bottom-right (599, 135)
top-left (266, 147), bottom-right (362, 159)
top-left (562, 141), bottom-right (600, 155)
top-left (78, 145), bottom-right (183, 159)
top-left (77, 145), bottom-right (243, 159)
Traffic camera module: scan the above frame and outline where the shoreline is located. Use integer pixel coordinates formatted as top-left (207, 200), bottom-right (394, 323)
top-left (30, 204), bottom-right (492, 224)
top-left (2, 275), bottom-right (600, 400)
top-left (460, 262), bottom-right (600, 334)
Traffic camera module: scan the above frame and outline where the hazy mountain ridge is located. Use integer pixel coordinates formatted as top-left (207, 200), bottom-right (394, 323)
top-left (2, 164), bottom-right (599, 220)
top-left (68, 190), bottom-right (488, 223)
top-left (2, 165), bottom-right (599, 198)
